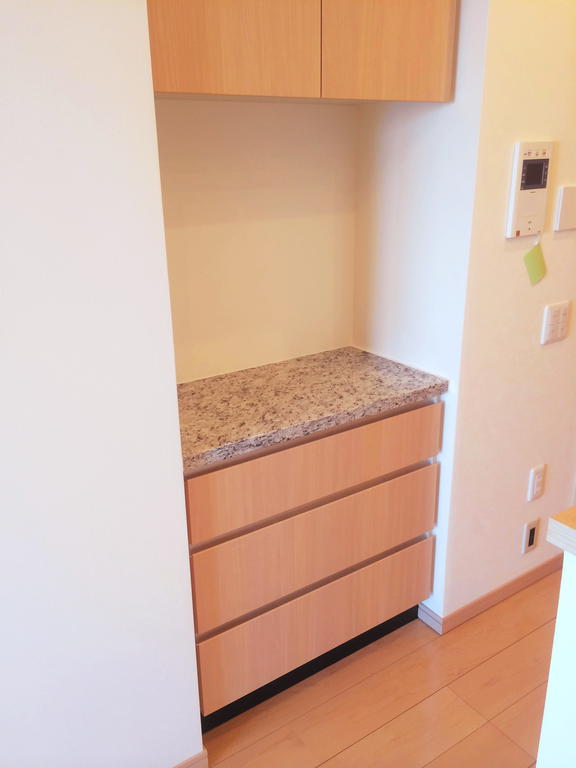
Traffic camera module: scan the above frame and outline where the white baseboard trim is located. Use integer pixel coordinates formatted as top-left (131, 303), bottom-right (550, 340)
top-left (418, 603), bottom-right (443, 634)
top-left (418, 554), bottom-right (563, 634)
top-left (171, 748), bottom-right (209, 768)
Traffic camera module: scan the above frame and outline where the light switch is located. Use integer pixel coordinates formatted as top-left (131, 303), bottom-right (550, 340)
top-left (541, 301), bottom-right (571, 345)
top-left (527, 466), bottom-right (546, 502)
top-left (554, 186), bottom-right (576, 231)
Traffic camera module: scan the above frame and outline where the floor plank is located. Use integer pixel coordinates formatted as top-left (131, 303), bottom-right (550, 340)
top-left (492, 682), bottom-right (548, 758)
top-left (322, 688), bottom-right (485, 767)
top-left (449, 621), bottom-right (554, 719)
top-left (423, 722), bottom-right (534, 768)
top-left (204, 619), bottom-right (436, 764)
top-left (209, 572), bottom-right (560, 768)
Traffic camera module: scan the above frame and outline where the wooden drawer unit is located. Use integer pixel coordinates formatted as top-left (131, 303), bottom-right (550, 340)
top-left (186, 402), bottom-right (442, 545)
top-left (197, 536), bottom-right (434, 714)
top-left (192, 463), bottom-right (438, 634)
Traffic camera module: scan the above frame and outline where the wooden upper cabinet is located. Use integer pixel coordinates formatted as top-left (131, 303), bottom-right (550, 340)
top-left (322, 0), bottom-right (459, 101)
top-left (147, 0), bottom-right (321, 98)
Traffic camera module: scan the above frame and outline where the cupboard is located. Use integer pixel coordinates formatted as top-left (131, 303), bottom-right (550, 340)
top-left (147, 0), bottom-right (320, 98)
top-left (148, 0), bottom-right (458, 101)
top-left (322, 0), bottom-right (458, 101)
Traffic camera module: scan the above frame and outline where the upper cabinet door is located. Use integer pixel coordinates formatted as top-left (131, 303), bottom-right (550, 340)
top-left (147, 0), bottom-right (321, 98)
top-left (322, 0), bottom-right (459, 101)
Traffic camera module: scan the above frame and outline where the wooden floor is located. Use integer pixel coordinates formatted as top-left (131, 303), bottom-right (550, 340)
top-left (204, 569), bottom-right (561, 767)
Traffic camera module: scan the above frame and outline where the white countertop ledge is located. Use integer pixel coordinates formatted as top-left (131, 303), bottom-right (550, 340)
top-left (547, 507), bottom-right (576, 556)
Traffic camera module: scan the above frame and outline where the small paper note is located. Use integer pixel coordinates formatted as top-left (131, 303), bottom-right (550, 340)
top-left (524, 243), bottom-right (546, 285)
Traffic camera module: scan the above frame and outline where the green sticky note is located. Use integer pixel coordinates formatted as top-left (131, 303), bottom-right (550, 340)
top-left (524, 243), bottom-right (546, 285)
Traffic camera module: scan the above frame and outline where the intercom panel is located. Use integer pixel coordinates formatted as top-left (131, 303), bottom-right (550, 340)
top-left (506, 141), bottom-right (553, 238)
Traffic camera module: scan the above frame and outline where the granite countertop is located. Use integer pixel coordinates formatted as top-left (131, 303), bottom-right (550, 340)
top-left (178, 347), bottom-right (448, 476)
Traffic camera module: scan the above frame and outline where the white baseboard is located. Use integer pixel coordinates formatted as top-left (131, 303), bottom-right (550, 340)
top-left (418, 554), bottom-right (563, 634)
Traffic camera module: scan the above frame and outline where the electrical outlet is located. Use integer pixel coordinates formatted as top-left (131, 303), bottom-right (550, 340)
top-left (522, 519), bottom-right (540, 554)
top-left (527, 464), bottom-right (546, 501)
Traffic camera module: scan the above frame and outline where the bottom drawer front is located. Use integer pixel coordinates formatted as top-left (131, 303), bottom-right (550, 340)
top-left (197, 536), bottom-right (434, 714)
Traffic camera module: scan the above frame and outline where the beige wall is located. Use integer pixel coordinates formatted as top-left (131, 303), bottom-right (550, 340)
top-left (156, 97), bottom-right (357, 383)
top-left (445, 0), bottom-right (576, 613)
top-left (352, 0), bottom-right (489, 616)
top-left (0, 2), bottom-right (203, 765)
top-left (352, 0), bottom-right (576, 617)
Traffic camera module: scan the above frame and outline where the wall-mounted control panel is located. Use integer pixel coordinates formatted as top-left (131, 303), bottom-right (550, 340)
top-left (506, 141), bottom-right (553, 238)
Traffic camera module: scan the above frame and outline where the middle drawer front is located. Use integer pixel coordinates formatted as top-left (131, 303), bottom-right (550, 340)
top-left (197, 536), bottom-right (434, 714)
top-left (192, 463), bottom-right (438, 635)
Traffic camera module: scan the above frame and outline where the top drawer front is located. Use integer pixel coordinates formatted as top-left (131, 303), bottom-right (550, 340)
top-left (186, 402), bottom-right (442, 546)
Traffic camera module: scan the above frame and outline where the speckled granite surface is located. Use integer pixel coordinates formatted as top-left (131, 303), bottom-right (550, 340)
top-left (178, 347), bottom-right (448, 476)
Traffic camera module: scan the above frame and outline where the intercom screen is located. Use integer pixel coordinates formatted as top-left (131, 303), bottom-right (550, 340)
top-left (521, 159), bottom-right (548, 190)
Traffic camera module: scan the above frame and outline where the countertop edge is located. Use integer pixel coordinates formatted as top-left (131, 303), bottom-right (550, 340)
top-left (547, 507), bottom-right (576, 556)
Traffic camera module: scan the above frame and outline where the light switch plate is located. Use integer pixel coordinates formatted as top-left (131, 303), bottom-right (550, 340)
top-left (527, 465), bottom-right (546, 502)
top-left (554, 186), bottom-right (576, 231)
top-left (541, 301), bottom-right (571, 345)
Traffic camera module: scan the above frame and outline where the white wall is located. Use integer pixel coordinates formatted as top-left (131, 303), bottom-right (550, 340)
top-left (444, 0), bottom-right (576, 614)
top-left (156, 97), bottom-right (357, 383)
top-left (0, 3), bottom-right (202, 767)
top-left (354, 0), bottom-right (490, 615)
top-left (537, 552), bottom-right (576, 767)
